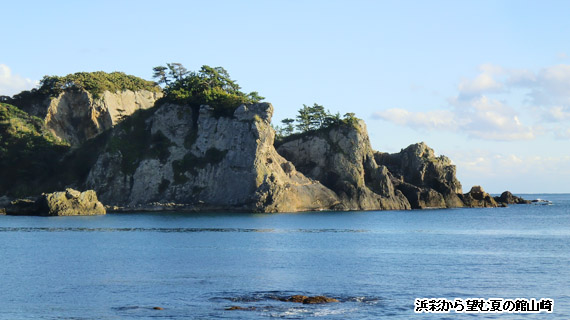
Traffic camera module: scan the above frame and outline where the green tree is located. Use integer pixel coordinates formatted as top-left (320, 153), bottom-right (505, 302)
top-left (167, 63), bottom-right (189, 82)
top-left (296, 104), bottom-right (312, 132)
top-left (281, 118), bottom-right (295, 135)
top-left (152, 66), bottom-right (169, 85)
top-left (152, 63), bottom-right (265, 118)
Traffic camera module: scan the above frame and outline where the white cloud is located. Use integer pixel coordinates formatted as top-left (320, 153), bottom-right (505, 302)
top-left (374, 96), bottom-right (535, 141)
top-left (541, 106), bottom-right (570, 122)
top-left (372, 108), bottom-right (458, 131)
top-left (0, 64), bottom-right (37, 96)
top-left (447, 149), bottom-right (570, 193)
top-left (374, 63), bottom-right (570, 140)
top-left (457, 69), bottom-right (504, 98)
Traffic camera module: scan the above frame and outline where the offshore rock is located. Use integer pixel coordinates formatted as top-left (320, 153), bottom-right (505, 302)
top-left (21, 89), bottom-right (162, 146)
top-left (494, 191), bottom-right (531, 204)
top-left (85, 103), bottom-right (339, 212)
top-left (6, 188), bottom-right (106, 216)
top-left (277, 120), bottom-right (410, 211)
top-left (460, 185), bottom-right (498, 208)
top-left (375, 142), bottom-right (465, 209)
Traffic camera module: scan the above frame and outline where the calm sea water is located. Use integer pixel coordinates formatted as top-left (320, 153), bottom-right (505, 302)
top-left (0, 194), bottom-right (569, 319)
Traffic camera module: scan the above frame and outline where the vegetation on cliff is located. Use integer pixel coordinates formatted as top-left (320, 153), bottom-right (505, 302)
top-left (274, 103), bottom-right (359, 146)
top-left (2, 71), bottom-right (161, 108)
top-left (0, 103), bottom-right (69, 196)
top-left (153, 64), bottom-right (264, 118)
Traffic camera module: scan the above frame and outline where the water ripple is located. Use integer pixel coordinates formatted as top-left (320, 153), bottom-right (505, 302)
top-left (0, 227), bottom-right (369, 233)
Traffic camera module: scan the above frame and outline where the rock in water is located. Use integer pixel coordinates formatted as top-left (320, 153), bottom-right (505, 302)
top-left (460, 185), bottom-right (498, 208)
top-left (494, 191), bottom-right (531, 204)
top-left (6, 189), bottom-right (106, 216)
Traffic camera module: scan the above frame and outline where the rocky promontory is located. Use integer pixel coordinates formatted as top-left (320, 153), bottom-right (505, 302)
top-left (0, 67), bottom-right (530, 213)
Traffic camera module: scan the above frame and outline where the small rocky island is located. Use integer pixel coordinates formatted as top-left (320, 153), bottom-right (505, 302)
top-left (0, 66), bottom-right (529, 215)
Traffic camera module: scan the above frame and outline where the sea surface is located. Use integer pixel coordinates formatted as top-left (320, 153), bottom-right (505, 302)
top-left (0, 194), bottom-right (569, 319)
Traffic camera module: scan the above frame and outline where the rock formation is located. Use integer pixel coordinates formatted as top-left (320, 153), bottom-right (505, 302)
top-left (375, 142), bottom-right (465, 209)
top-left (460, 186), bottom-right (498, 208)
top-left (84, 103), bottom-right (339, 212)
top-left (2, 91), bottom-right (529, 213)
top-left (19, 89), bottom-right (162, 146)
top-left (276, 120), bottom-right (410, 211)
top-left (494, 191), bottom-right (531, 204)
top-left (5, 188), bottom-right (105, 216)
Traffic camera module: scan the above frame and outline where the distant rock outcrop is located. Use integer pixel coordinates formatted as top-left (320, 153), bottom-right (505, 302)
top-left (494, 191), bottom-right (531, 204)
top-left (375, 142), bottom-right (465, 209)
top-left (5, 188), bottom-right (106, 216)
top-left (460, 185), bottom-right (498, 208)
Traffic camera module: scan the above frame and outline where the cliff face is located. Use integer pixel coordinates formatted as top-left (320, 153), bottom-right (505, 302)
top-left (84, 103), bottom-right (339, 212)
top-left (276, 120), bottom-right (411, 211)
top-left (23, 89), bottom-right (162, 146)
top-left (375, 143), bottom-right (465, 208)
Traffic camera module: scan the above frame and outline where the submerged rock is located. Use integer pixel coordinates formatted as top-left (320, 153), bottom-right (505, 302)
top-left (286, 295), bottom-right (309, 303)
top-left (302, 296), bottom-right (340, 304)
top-left (225, 306), bottom-right (256, 311)
top-left (6, 188), bottom-right (106, 216)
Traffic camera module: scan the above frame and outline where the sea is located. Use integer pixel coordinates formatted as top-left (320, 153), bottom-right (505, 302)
top-left (0, 194), bottom-right (568, 319)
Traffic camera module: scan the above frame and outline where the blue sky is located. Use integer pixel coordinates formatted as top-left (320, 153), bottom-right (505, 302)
top-left (1, 0), bottom-right (569, 193)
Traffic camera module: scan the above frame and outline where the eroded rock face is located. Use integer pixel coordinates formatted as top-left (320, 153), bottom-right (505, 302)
top-left (277, 120), bottom-right (411, 211)
top-left (5, 188), bottom-right (105, 216)
top-left (85, 103), bottom-right (340, 212)
top-left (375, 142), bottom-right (464, 209)
top-left (26, 89), bottom-right (162, 146)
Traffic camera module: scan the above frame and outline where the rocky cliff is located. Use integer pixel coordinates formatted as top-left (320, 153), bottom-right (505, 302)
top-left (2, 97), bottom-right (525, 212)
top-left (20, 89), bottom-right (162, 146)
top-left (83, 103), bottom-right (339, 212)
top-left (375, 143), bottom-right (465, 208)
top-left (276, 120), bottom-right (410, 210)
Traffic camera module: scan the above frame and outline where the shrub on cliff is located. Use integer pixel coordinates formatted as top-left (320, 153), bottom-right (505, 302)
top-left (153, 64), bottom-right (264, 118)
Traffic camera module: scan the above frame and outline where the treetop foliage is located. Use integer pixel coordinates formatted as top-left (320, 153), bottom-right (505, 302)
top-left (153, 63), bottom-right (264, 118)
top-left (274, 103), bottom-right (359, 141)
